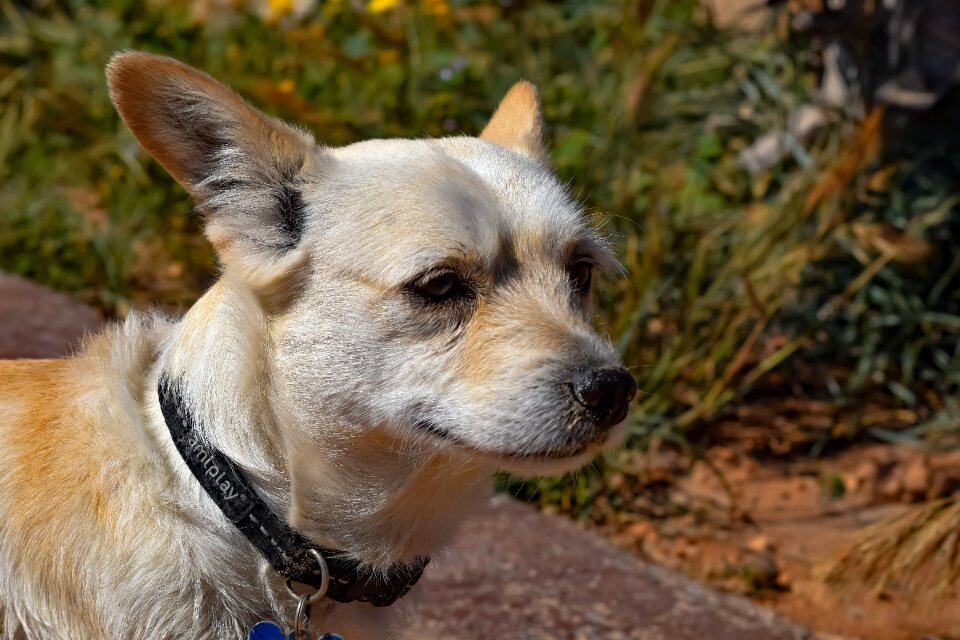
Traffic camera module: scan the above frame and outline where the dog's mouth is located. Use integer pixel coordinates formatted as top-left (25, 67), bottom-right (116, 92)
top-left (414, 419), bottom-right (595, 461)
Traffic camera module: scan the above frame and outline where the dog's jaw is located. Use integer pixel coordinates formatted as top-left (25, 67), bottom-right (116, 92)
top-left (283, 420), bottom-right (496, 567)
top-left (414, 415), bottom-right (630, 476)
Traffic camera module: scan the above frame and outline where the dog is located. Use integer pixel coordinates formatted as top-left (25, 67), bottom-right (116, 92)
top-left (0, 51), bottom-right (637, 639)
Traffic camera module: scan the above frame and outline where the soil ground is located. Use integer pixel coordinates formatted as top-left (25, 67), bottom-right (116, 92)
top-left (584, 440), bottom-right (960, 640)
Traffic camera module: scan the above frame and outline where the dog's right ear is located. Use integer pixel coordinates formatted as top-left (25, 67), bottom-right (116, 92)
top-left (107, 51), bottom-right (319, 288)
top-left (480, 81), bottom-right (546, 164)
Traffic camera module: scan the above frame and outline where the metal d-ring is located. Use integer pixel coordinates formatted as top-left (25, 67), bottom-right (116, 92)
top-left (285, 548), bottom-right (330, 606)
top-left (292, 592), bottom-right (312, 640)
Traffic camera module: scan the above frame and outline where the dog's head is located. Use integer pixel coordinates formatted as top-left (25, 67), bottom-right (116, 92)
top-left (108, 52), bottom-right (635, 475)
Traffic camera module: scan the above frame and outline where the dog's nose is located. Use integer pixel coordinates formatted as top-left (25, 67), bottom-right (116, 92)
top-left (571, 366), bottom-right (637, 428)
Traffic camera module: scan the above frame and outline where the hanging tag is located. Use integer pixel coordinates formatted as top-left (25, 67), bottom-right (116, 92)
top-left (248, 621), bottom-right (292, 640)
top-left (246, 621), bottom-right (346, 640)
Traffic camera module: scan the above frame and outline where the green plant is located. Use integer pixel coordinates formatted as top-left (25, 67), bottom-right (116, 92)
top-left (2, 0), bottom-right (958, 516)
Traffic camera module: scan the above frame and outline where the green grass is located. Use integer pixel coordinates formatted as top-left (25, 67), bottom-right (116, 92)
top-left (2, 0), bottom-right (959, 511)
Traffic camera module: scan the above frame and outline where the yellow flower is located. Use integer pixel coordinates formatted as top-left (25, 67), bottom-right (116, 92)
top-left (278, 79), bottom-right (296, 93)
top-left (268, 0), bottom-right (295, 15)
top-left (368, 0), bottom-right (401, 14)
top-left (254, 0), bottom-right (317, 22)
top-left (420, 0), bottom-right (448, 16)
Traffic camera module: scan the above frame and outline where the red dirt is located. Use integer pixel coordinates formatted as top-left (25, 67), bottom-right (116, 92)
top-left (590, 442), bottom-right (960, 640)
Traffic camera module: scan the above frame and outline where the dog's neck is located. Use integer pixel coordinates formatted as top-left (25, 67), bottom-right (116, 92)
top-left (155, 277), bottom-right (492, 572)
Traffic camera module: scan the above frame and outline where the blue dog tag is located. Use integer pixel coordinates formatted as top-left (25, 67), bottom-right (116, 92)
top-left (248, 621), bottom-right (292, 640)
top-left (247, 618), bottom-right (345, 640)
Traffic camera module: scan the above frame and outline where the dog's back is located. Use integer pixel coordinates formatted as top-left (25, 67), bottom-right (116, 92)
top-left (0, 320), bottom-right (214, 638)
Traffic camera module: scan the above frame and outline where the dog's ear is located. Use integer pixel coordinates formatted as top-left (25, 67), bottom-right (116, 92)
top-left (480, 81), bottom-right (545, 163)
top-left (107, 51), bottom-right (317, 288)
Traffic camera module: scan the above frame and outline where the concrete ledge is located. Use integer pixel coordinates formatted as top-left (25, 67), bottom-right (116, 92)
top-left (0, 273), bottom-right (102, 359)
top-left (411, 497), bottom-right (812, 639)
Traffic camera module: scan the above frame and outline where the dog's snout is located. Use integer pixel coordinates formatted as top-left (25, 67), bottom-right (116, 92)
top-left (571, 366), bottom-right (637, 428)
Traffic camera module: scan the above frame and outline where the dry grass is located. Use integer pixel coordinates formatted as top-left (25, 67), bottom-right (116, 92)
top-left (818, 498), bottom-right (960, 596)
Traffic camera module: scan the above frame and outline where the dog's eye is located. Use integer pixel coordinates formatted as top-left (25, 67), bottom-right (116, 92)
top-left (568, 260), bottom-right (593, 293)
top-left (414, 271), bottom-right (470, 301)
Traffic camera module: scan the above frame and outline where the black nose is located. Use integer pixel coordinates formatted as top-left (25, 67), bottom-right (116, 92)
top-left (571, 366), bottom-right (637, 429)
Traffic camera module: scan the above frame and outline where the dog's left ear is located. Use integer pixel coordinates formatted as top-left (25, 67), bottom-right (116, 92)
top-left (107, 51), bottom-right (318, 290)
top-left (480, 81), bottom-right (546, 164)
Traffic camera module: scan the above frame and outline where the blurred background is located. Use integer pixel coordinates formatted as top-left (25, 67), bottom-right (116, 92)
top-left (2, 1), bottom-right (960, 638)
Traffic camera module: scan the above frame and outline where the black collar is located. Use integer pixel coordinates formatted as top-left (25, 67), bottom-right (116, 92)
top-left (157, 378), bottom-right (429, 607)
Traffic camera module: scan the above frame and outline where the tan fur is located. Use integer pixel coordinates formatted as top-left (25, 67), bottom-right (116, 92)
top-left (0, 360), bottom-right (94, 617)
top-left (0, 52), bottom-right (632, 639)
top-left (108, 54), bottom-right (285, 194)
top-left (480, 81), bottom-right (545, 162)
top-left (108, 52), bottom-right (317, 291)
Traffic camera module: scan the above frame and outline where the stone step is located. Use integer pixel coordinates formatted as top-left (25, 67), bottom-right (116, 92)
top-left (0, 272), bottom-right (102, 359)
top-left (410, 497), bottom-right (812, 639)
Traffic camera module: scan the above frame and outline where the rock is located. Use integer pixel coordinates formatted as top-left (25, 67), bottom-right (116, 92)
top-left (0, 272), bottom-right (103, 359)
top-left (626, 520), bottom-right (656, 541)
top-left (747, 534), bottom-right (775, 553)
top-left (876, 473), bottom-right (904, 502)
top-left (844, 459), bottom-right (880, 494)
top-left (740, 551), bottom-right (781, 591)
top-left (901, 456), bottom-right (931, 500)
